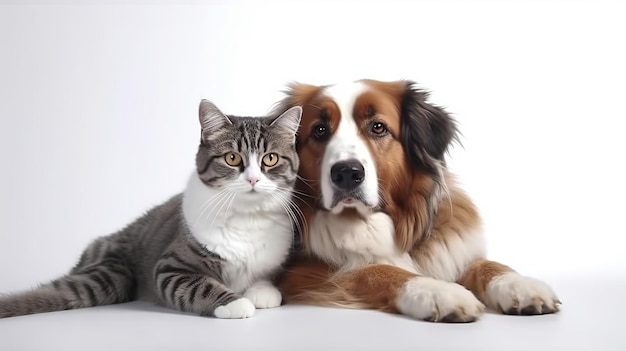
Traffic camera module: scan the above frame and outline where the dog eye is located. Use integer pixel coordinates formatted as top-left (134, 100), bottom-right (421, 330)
top-left (370, 122), bottom-right (388, 136)
top-left (312, 123), bottom-right (330, 141)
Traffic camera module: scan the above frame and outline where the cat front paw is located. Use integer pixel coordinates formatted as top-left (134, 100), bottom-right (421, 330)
top-left (244, 281), bottom-right (282, 309)
top-left (486, 272), bottom-right (561, 315)
top-left (213, 297), bottom-right (255, 319)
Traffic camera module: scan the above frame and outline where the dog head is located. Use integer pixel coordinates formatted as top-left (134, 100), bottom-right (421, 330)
top-left (275, 79), bottom-right (458, 250)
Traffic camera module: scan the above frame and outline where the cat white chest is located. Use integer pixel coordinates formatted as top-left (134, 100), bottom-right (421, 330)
top-left (182, 172), bottom-right (293, 294)
top-left (197, 212), bottom-right (292, 293)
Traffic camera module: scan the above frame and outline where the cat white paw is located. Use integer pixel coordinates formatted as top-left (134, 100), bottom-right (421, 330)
top-left (486, 272), bottom-right (561, 315)
top-left (396, 277), bottom-right (485, 322)
top-left (243, 281), bottom-right (282, 309)
top-left (213, 297), bottom-right (256, 319)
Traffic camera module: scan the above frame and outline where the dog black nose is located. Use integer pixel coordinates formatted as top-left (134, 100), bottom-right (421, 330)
top-left (330, 160), bottom-right (365, 190)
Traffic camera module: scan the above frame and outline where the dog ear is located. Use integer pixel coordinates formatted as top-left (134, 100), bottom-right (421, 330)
top-left (400, 81), bottom-right (458, 171)
top-left (271, 82), bottom-right (322, 114)
top-left (271, 82), bottom-right (323, 151)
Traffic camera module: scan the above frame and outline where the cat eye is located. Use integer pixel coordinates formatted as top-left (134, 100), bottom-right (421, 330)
top-left (370, 121), bottom-right (388, 136)
top-left (224, 152), bottom-right (242, 167)
top-left (262, 153), bottom-right (279, 167)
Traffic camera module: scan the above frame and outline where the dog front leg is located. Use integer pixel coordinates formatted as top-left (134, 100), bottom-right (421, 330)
top-left (458, 258), bottom-right (561, 314)
top-left (280, 260), bottom-right (485, 322)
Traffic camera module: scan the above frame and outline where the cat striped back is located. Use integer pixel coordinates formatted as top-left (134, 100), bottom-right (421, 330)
top-left (0, 101), bottom-right (302, 319)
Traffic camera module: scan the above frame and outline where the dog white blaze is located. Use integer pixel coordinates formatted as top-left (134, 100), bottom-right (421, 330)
top-left (321, 82), bottom-right (380, 215)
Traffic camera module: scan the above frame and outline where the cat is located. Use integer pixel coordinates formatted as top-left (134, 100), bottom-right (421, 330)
top-left (0, 100), bottom-right (303, 319)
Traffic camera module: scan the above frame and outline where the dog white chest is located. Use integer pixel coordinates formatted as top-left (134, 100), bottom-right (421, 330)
top-left (309, 211), bottom-right (418, 273)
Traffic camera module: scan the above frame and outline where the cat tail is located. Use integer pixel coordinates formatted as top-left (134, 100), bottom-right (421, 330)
top-left (0, 238), bottom-right (136, 318)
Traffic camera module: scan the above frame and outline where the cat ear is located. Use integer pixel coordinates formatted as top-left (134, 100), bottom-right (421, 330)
top-left (270, 106), bottom-right (302, 137)
top-left (199, 99), bottom-right (232, 140)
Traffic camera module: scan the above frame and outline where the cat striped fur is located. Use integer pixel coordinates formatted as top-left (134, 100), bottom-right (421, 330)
top-left (0, 101), bottom-right (303, 319)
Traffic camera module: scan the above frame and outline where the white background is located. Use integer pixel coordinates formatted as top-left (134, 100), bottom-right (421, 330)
top-left (1, 0), bottom-right (625, 339)
top-left (1, 1), bottom-right (625, 350)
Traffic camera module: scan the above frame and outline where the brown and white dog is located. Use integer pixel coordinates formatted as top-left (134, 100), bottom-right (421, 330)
top-left (274, 79), bottom-right (561, 322)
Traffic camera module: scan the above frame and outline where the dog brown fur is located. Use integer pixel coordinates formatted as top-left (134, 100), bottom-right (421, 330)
top-left (276, 79), bottom-right (560, 320)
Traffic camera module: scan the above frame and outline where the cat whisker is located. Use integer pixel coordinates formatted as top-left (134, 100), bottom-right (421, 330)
top-left (296, 174), bottom-right (317, 183)
top-left (195, 187), bottom-right (228, 213)
top-left (274, 188), bottom-right (315, 210)
top-left (192, 188), bottom-right (231, 226)
top-left (204, 192), bottom-right (235, 235)
top-left (296, 175), bottom-right (318, 192)
top-left (290, 189), bottom-right (316, 199)
top-left (223, 191), bottom-right (237, 221)
top-left (276, 190), bottom-right (307, 228)
top-left (271, 193), bottom-right (306, 238)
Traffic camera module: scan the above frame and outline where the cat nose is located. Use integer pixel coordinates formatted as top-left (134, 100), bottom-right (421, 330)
top-left (248, 177), bottom-right (260, 186)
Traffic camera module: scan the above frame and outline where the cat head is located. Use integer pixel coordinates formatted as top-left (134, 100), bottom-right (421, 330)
top-left (195, 100), bottom-right (302, 198)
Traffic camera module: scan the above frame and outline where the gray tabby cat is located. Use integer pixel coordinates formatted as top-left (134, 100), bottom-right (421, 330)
top-left (0, 100), bottom-right (303, 319)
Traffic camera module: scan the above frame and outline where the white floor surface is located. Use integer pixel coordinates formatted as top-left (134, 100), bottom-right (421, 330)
top-left (1, 273), bottom-right (623, 351)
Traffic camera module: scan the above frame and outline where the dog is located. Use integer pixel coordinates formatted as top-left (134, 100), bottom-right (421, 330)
top-left (273, 79), bottom-right (561, 322)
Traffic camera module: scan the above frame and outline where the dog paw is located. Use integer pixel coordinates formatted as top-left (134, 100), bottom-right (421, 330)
top-left (243, 281), bottom-right (282, 309)
top-left (486, 272), bottom-right (561, 315)
top-left (396, 277), bottom-right (485, 322)
top-left (213, 297), bottom-right (256, 319)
